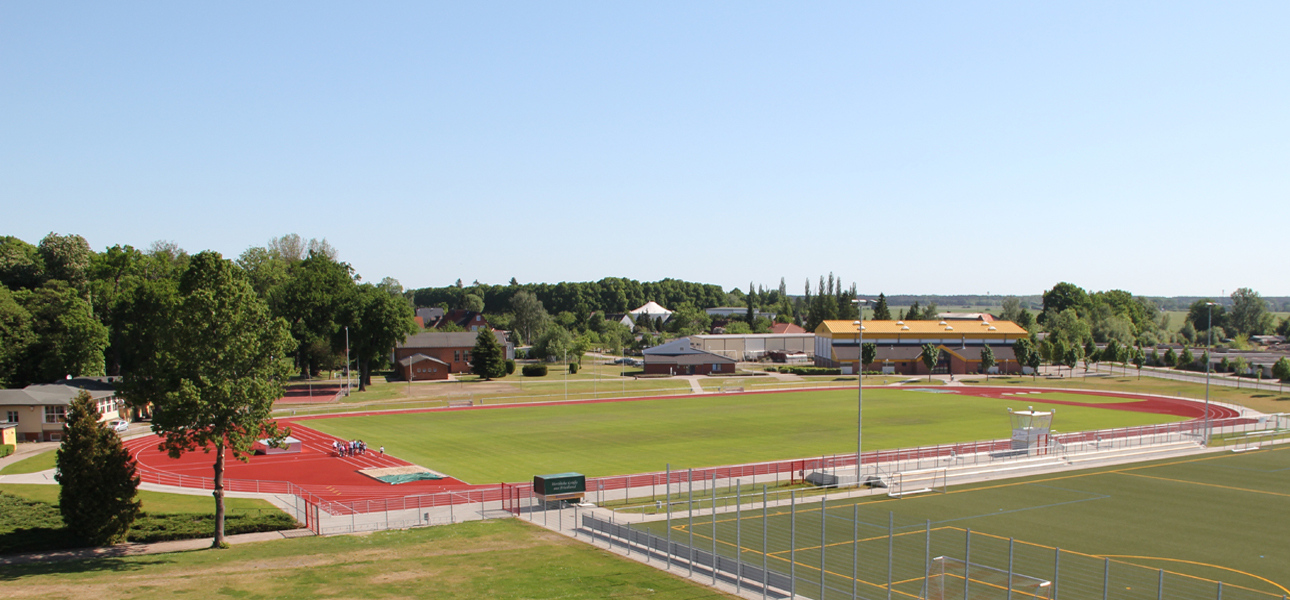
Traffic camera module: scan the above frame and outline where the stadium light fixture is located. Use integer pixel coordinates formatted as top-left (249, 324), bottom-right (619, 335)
top-left (852, 297), bottom-right (873, 483)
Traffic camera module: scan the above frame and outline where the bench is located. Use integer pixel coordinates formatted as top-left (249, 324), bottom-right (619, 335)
top-left (448, 399), bottom-right (473, 408)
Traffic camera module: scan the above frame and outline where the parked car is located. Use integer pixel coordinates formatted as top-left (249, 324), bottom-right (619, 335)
top-left (109, 420), bottom-right (129, 432)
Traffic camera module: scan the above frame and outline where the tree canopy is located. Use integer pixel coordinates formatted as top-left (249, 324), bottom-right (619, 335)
top-left (120, 251), bottom-right (294, 547)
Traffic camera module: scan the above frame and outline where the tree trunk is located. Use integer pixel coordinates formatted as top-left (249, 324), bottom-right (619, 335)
top-left (212, 440), bottom-right (226, 548)
top-left (357, 358), bottom-right (368, 392)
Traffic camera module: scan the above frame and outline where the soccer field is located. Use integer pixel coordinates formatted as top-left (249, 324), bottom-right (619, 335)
top-left (636, 445), bottom-right (1290, 599)
top-left (304, 388), bottom-right (1187, 484)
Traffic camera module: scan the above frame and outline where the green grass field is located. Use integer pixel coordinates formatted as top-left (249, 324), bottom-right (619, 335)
top-left (637, 446), bottom-right (1290, 598)
top-left (306, 388), bottom-right (1186, 484)
top-left (0, 449), bottom-right (57, 475)
top-left (0, 518), bottom-right (742, 600)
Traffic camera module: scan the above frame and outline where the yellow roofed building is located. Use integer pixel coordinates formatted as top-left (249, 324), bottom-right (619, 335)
top-left (813, 318), bottom-right (1031, 376)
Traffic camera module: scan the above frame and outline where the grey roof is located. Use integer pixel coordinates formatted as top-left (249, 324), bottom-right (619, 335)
top-left (643, 338), bottom-right (706, 356)
top-left (0, 383), bottom-right (116, 407)
top-left (398, 353), bottom-right (449, 367)
top-left (643, 338), bottom-right (736, 364)
top-left (398, 331), bottom-right (507, 349)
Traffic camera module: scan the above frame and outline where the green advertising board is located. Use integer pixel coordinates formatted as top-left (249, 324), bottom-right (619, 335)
top-left (533, 472), bottom-right (586, 499)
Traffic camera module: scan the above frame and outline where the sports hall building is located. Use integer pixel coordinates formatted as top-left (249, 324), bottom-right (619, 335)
top-left (813, 318), bottom-right (1030, 376)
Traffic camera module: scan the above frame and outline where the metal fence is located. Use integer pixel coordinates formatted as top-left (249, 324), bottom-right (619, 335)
top-left (557, 488), bottom-right (1289, 600)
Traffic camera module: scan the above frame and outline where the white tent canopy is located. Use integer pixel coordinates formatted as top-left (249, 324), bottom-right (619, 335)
top-left (628, 301), bottom-right (672, 319)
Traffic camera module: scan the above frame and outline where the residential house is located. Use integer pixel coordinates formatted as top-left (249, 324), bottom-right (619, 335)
top-left (394, 331), bottom-right (514, 381)
top-left (0, 377), bottom-right (125, 442)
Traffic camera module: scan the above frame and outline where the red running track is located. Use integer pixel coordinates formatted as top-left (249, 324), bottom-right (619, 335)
top-left (127, 385), bottom-right (1240, 505)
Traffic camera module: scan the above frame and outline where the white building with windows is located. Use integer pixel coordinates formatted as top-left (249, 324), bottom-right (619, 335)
top-left (0, 378), bottom-right (124, 442)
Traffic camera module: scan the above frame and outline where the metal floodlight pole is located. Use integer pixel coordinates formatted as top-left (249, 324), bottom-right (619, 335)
top-left (345, 326), bottom-right (350, 396)
top-left (1205, 302), bottom-right (1216, 445)
top-left (852, 298), bottom-right (871, 483)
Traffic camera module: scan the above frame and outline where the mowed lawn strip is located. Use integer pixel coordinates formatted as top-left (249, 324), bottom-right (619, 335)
top-left (0, 518), bottom-right (742, 600)
top-left (0, 484), bottom-right (280, 515)
top-left (306, 389), bottom-right (1186, 483)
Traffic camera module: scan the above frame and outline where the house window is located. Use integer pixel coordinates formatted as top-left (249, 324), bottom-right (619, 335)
top-left (44, 406), bottom-right (67, 424)
top-left (454, 351), bottom-right (461, 362)
top-left (4, 411), bottom-right (16, 423)
top-left (465, 351), bottom-right (471, 362)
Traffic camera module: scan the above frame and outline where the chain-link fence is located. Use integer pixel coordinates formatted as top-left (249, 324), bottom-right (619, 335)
top-left (558, 488), bottom-right (1287, 600)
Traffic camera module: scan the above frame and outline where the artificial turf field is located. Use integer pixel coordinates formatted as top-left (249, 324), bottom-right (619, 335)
top-left (636, 444), bottom-right (1290, 599)
top-left (303, 388), bottom-right (1187, 484)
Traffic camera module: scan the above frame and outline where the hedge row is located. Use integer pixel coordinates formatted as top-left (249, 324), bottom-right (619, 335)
top-left (128, 512), bottom-right (299, 544)
top-left (522, 364), bottom-right (548, 377)
top-left (0, 444), bottom-right (13, 458)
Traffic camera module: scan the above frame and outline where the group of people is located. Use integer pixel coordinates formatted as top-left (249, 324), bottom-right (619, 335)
top-left (334, 439), bottom-right (374, 457)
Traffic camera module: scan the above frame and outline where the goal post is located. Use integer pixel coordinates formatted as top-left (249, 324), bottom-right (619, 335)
top-left (888, 468), bottom-right (948, 498)
top-left (924, 556), bottom-right (1053, 600)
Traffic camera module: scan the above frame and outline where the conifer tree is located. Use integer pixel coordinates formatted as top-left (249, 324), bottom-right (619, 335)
top-left (872, 293), bottom-right (891, 320)
top-left (56, 391), bottom-right (140, 545)
top-left (470, 330), bottom-right (507, 380)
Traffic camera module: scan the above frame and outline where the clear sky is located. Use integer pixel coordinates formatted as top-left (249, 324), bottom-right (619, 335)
top-left (4, 3), bottom-right (1287, 297)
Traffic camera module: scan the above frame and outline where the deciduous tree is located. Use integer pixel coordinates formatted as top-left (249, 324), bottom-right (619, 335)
top-left (346, 284), bottom-right (417, 390)
top-left (120, 251), bottom-right (294, 547)
top-left (920, 343), bottom-right (940, 382)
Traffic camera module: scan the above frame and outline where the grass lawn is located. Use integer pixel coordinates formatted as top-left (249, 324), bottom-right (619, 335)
top-left (0, 518), bottom-right (742, 600)
top-left (306, 388), bottom-right (1185, 484)
top-left (637, 445), bottom-right (1290, 597)
top-left (967, 375), bottom-right (1290, 415)
top-left (0, 484), bottom-right (279, 515)
top-left (0, 449), bottom-right (56, 475)
top-left (281, 375), bottom-right (694, 417)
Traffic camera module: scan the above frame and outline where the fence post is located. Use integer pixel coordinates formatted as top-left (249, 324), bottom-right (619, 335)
top-left (712, 473), bottom-right (718, 584)
top-left (764, 485), bottom-right (769, 600)
top-left (1218, 581), bottom-right (1224, 600)
top-left (1007, 537), bottom-right (1014, 600)
top-left (736, 481), bottom-right (742, 590)
top-left (888, 511), bottom-right (894, 600)
top-left (924, 519), bottom-right (931, 600)
top-left (1158, 568), bottom-right (1164, 600)
top-left (790, 490), bottom-right (796, 596)
top-left (666, 464), bottom-right (672, 571)
top-left (1054, 548), bottom-right (1061, 600)
top-left (964, 528), bottom-right (972, 600)
top-left (820, 496), bottom-right (827, 599)
top-left (689, 468), bottom-right (695, 578)
top-left (1103, 557), bottom-right (1110, 600)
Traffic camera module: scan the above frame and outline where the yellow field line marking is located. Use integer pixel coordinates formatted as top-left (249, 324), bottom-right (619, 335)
top-left (1100, 555), bottom-right (1290, 596)
top-left (1117, 471), bottom-right (1290, 498)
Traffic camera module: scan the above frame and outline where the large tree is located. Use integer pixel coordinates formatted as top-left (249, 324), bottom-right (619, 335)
top-left (861, 342), bottom-right (877, 371)
top-left (0, 287), bottom-right (34, 387)
top-left (14, 280), bottom-right (109, 385)
top-left (509, 290), bottom-right (549, 346)
top-left (470, 330), bottom-right (507, 380)
top-left (271, 252), bottom-right (356, 376)
top-left (1229, 288), bottom-right (1273, 337)
top-left (1039, 282), bottom-right (1089, 324)
top-left (346, 284), bottom-right (417, 390)
top-left (121, 251), bottom-right (294, 547)
top-left (55, 391), bottom-right (140, 545)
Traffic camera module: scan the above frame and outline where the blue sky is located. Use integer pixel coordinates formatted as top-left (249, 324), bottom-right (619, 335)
top-left (4, 3), bottom-right (1287, 297)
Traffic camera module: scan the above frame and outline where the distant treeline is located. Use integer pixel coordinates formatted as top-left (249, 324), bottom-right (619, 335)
top-left (409, 278), bottom-right (727, 316)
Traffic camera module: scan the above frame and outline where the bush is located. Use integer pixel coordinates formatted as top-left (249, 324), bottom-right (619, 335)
top-left (505, 359), bottom-right (516, 375)
top-left (522, 364), bottom-right (548, 377)
top-left (568, 362), bottom-right (579, 374)
top-left (0, 444), bottom-right (13, 458)
top-left (776, 366), bottom-right (842, 376)
top-left (127, 512), bottom-right (299, 544)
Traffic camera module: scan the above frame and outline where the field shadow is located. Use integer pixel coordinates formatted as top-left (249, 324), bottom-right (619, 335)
top-left (0, 554), bottom-right (174, 580)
